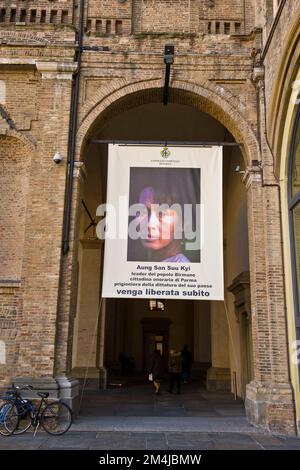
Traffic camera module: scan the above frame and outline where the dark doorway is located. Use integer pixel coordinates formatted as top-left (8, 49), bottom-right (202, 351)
top-left (142, 317), bottom-right (171, 371)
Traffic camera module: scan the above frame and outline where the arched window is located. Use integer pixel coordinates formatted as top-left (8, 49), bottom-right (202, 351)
top-left (289, 105), bottom-right (300, 344)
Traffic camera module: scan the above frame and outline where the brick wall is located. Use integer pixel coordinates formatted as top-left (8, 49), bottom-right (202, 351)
top-left (0, 136), bottom-right (30, 280)
top-left (0, 0), bottom-right (255, 35)
top-left (137, 0), bottom-right (191, 33)
top-left (0, 284), bottom-right (21, 387)
top-left (14, 70), bottom-right (74, 379)
top-left (84, 0), bottom-right (253, 36)
top-left (0, 71), bottom-right (37, 131)
top-left (0, 136), bottom-right (30, 386)
top-left (0, 0), bottom-right (298, 433)
top-left (86, 0), bottom-right (132, 35)
top-left (0, 0), bottom-right (74, 25)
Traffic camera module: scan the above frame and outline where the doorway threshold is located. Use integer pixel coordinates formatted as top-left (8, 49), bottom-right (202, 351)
top-left (71, 416), bottom-right (264, 434)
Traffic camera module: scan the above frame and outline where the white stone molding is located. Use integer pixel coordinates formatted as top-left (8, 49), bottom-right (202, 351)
top-left (36, 62), bottom-right (78, 80)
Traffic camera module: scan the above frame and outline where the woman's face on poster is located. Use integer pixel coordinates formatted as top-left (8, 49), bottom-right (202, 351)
top-left (137, 187), bottom-right (182, 251)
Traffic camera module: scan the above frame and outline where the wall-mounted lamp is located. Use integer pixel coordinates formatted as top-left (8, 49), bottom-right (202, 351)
top-left (235, 165), bottom-right (245, 174)
top-left (149, 300), bottom-right (165, 311)
top-left (164, 43), bottom-right (175, 66)
top-left (53, 151), bottom-right (63, 164)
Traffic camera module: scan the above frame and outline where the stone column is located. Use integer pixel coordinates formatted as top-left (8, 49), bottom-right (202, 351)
top-left (193, 301), bottom-right (211, 385)
top-left (53, 160), bottom-right (87, 410)
top-left (193, 301), bottom-right (211, 364)
top-left (105, 299), bottom-right (125, 370)
top-left (104, 300), bottom-right (116, 367)
top-left (206, 301), bottom-right (231, 392)
top-left (244, 165), bottom-right (297, 434)
top-left (97, 298), bottom-right (107, 389)
top-left (72, 238), bottom-right (102, 376)
top-left (242, 60), bottom-right (298, 434)
top-left (228, 271), bottom-right (252, 398)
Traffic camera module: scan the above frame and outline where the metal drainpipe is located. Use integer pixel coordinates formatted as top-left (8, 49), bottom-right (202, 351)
top-left (62, 0), bottom-right (85, 255)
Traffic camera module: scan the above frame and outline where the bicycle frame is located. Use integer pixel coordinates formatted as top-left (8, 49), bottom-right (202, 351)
top-left (16, 395), bottom-right (52, 431)
top-left (31, 396), bottom-right (49, 430)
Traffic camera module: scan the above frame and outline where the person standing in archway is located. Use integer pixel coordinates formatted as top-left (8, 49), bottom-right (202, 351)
top-left (149, 350), bottom-right (165, 394)
top-left (168, 349), bottom-right (183, 394)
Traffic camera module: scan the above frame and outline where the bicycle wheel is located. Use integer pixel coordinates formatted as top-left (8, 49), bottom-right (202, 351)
top-left (40, 401), bottom-right (72, 436)
top-left (0, 403), bottom-right (19, 436)
top-left (13, 404), bottom-right (33, 435)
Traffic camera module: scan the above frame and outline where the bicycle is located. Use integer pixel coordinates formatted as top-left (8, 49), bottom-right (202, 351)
top-left (0, 389), bottom-right (20, 436)
top-left (1, 385), bottom-right (73, 436)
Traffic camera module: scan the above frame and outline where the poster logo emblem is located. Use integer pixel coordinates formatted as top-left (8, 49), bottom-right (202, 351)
top-left (160, 147), bottom-right (171, 159)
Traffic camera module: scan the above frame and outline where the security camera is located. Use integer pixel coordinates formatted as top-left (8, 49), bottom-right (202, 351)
top-left (53, 151), bottom-right (63, 164)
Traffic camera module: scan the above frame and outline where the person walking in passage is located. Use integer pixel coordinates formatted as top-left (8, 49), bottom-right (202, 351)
top-left (149, 350), bottom-right (165, 394)
top-left (168, 349), bottom-right (183, 394)
top-left (181, 344), bottom-right (193, 383)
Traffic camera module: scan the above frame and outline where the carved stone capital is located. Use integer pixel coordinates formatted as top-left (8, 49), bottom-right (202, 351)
top-left (73, 161), bottom-right (87, 181)
top-left (228, 271), bottom-right (251, 322)
top-left (242, 164), bottom-right (262, 189)
top-left (36, 62), bottom-right (78, 80)
top-left (252, 65), bottom-right (265, 89)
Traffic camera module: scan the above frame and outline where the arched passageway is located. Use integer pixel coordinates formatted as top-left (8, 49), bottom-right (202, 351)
top-left (70, 87), bottom-right (251, 418)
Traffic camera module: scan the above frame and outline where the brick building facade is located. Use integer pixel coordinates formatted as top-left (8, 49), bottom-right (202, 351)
top-left (0, 0), bottom-right (299, 435)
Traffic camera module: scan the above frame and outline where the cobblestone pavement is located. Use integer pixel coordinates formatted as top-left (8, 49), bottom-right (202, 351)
top-left (0, 431), bottom-right (300, 450)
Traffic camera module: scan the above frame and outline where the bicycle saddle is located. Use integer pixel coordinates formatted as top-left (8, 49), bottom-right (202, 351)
top-left (37, 392), bottom-right (49, 398)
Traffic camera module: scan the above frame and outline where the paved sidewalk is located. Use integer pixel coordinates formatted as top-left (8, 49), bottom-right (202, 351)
top-left (0, 431), bottom-right (300, 450)
top-left (1, 376), bottom-right (299, 450)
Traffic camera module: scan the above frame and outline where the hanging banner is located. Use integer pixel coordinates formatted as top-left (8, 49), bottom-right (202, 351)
top-left (100, 145), bottom-right (224, 300)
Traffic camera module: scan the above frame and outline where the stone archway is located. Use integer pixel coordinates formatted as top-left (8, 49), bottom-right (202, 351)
top-left (55, 78), bottom-right (298, 434)
top-left (76, 79), bottom-right (260, 166)
top-left (55, 79), bottom-right (259, 376)
top-left (71, 81), bottom-right (254, 389)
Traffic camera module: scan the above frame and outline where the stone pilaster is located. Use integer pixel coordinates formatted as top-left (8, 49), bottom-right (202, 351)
top-left (13, 61), bottom-right (79, 409)
top-left (97, 298), bottom-right (108, 390)
top-left (206, 367), bottom-right (231, 392)
top-left (243, 165), bottom-right (297, 435)
top-left (54, 162), bottom-right (87, 378)
top-left (206, 302), bottom-right (231, 392)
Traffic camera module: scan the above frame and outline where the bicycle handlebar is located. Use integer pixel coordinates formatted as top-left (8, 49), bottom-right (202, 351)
top-left (12, 384), bottom-right (34, 393)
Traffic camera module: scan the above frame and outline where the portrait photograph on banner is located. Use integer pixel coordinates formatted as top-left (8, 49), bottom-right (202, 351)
top-left (100, 144), bottom-right (224, 300)
top-left (127, 166), bottom-right (201, 264)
